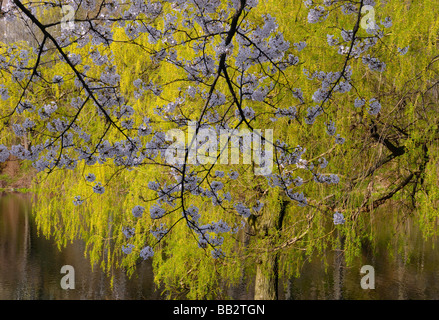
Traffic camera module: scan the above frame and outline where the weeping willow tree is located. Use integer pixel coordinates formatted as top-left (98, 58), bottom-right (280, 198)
top-left (0, 0), bottom-right (438, 300)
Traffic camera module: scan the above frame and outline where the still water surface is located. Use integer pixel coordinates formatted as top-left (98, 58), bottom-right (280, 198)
top-left (2, 194), bottom-right (439, 300)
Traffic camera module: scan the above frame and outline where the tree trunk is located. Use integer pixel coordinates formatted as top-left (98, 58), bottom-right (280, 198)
top-left (254, 249), bottom-right (279, 299)
top-left (252, 197), bottom-right (288, 300)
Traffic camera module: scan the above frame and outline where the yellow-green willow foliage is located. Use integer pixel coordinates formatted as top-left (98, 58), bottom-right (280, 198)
top-left (0, 42), bottom-right (35, 146)
top-left (27, 0), bottom-right (439, 298)
top-left (336, 0), bottom-right (439, 264)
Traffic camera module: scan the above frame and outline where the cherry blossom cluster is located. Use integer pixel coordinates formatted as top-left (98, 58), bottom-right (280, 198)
top-left (0, 0), bottom-right (395, 261)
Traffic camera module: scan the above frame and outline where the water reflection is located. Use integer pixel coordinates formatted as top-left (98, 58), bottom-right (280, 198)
top-left (0, 194), bottom-right (161, 300)
top-left (287, 213), bottom-right (439, 300)
top-left (2, 194), bottom-right (439, 300)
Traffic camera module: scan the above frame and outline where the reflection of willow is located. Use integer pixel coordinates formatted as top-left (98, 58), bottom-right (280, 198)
top-left (16, 195), bottom-right (34, 299)
top-left (333, 230), bottom-right (344, 300)
top-left (1, 195), bottom-right (161, 299)
top-left (0, 195), bottom-right (39, 299)
top-left (284, 204), bottom-right (439, 299)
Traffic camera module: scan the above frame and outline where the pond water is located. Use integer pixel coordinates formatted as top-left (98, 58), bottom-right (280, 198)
top-left (0, 193), bottom-right (161, 299)
top-left (1, 193), bottom-right (439, 300)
